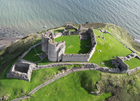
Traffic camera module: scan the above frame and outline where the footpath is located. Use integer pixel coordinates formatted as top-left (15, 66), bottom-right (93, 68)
top-left (11, 68), bottom-right (92, 101)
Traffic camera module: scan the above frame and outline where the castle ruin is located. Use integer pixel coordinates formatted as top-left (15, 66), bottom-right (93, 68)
top-left (42, 24), bottom-right (97, 62)
top-left (6, 59), bottom-right (35, 81)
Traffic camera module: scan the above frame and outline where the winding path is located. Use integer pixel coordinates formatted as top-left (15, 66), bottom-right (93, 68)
top-left (11, 68), bottom-right (93, 101)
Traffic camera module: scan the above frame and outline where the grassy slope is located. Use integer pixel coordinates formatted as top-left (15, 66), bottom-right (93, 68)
top-left (0, 61), bottom-right (61, 100)
top-left (89, 29), bottom-right (132, 68)
top-left (0, 34), bottom-right (41, 71)
top-left (24, 70), bottom-right (112, 101)
top-left (124, 58), bottom-right (140, 69)
top-left (104, 24), bottom-right (140, 56)
top-left (23, 48), bottom-right (41, 62)
top-left (96, 71), bottom-right (140, 101)
top-left (55, 35), bottom-right (91, 54)
top-left (35, 45), bottom-right (43, 55)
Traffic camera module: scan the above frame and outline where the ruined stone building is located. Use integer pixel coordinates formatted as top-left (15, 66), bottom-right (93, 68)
top-left (42, 24), bottom-right (97, 62)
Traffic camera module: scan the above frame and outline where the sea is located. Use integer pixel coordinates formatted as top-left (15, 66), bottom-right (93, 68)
top-left (0, 0), bottom-right (140, 43)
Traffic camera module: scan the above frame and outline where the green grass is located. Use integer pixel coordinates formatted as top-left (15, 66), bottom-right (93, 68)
top-left (124, 58), bottom-right (140, 69)
top-left (54, 29), bottom-right (63, 33)
top-left (104, 24), bottom-right (140, 56)
top-left (23, 48), bottom-right (41, 62)
top-left (89, 29), bottom-right (132, 68)
top-left (24, 70), bottom-right (112, 101)
top-left (0, 61), bottom-right (62, 100)
top-left (66, 29), bottom-right (75, 32)
top-left (37, 58), bottom-right (51, 65)
top-left (55, 35), bottom-right (91, 54)
top-left (35, 45), bottom-right (43, 55)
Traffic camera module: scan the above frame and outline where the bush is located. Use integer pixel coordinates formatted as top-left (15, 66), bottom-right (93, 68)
top-left (58, 66), bottom-right (68, 71)
top-left (129, 80), bottom-right (135, 85)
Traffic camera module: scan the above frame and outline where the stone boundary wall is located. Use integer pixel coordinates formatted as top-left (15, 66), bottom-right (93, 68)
top-left (20, 42), bottom-right (41, 59)
top-left (62, 54), bottom-right (90, 62)
top-left (87, 28), bottom-right (97, 60)
top-left (36, 63), bottom-right (120, 73)
top-left (87, 45), bottom-right (97, 61)
top-left (127, 66), bottom-right (140, 75)
top-left (107, 32), bottom-right (136, 53)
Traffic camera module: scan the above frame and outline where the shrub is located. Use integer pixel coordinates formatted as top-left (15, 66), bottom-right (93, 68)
top-left (129, 80), bottom-right (135, 85)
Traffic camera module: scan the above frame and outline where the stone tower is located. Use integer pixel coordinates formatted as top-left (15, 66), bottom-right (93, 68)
top-left (42, 31), bottom-right (65, 62)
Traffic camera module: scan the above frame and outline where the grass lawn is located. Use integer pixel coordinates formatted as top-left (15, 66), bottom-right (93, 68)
top-left (23, 48), bottom-right (41, 62)
top-left (124, 58), bottom-right (140, 69)
top-left (54, 29), bottom-right (63, 33)
top-left (24, 70), bottom-right (112, 101)
top-left (55, 35), bottom-right (91, 54)
top-left (35, 45), bottom-right (43, 55)
top-left (0, 61), bottom-right (62, 100)
top-left (89, 29), bottom-right (132, 68)
top-left (37, 57), bottom-right (51, 65)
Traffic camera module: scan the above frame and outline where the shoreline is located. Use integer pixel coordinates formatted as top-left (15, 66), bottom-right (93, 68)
top-left (0, 38), bottom-right (21, 50)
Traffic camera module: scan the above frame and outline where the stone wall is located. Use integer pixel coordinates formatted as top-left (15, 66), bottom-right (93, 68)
top-left (62, 54), bottom-right (90, 62)
top-left (36, 63), bottom-right (120, 73)
top-left (48, 39), bottom-right (65, 62)
top-left (42, 33), bottom-right (49, 53)
top-left (20, 42), bottom-right (41, 59)
top-left (116, 56), bottom-right (129, 71)
top-left (65, 24), bottom-right (78, 30)
top-left (88, 28), bottom-right (96, 46)
top-left (127, 66), bottom-right (140, 75)
top-left (6, 62), bottom-right (33, 81)
top-left (87, 45), bottom-right (96, 61)
top-left (62, 28), bottom-right (97, 62)
top-left (54, 32), bottom-right (62, 38)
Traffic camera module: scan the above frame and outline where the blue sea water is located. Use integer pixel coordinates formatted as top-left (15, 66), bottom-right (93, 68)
top-left (0, 0), bottom-right (140, 42)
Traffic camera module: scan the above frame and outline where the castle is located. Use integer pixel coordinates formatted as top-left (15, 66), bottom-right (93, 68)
top-left (42, 24), bottom-right (97, 62)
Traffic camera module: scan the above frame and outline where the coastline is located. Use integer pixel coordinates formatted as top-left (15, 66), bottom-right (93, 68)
top-left (0, 38), bottom-right (20, 50)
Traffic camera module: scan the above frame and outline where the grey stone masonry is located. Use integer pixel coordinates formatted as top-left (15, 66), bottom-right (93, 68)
top-left (6, 59), bottom-right (36, 82)
top-left (65, 24), bottom-right (78, 30)
top-left (42, 24), bottom-right (97, 62)
top-left (111, 56), bottom-right (129, 71)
